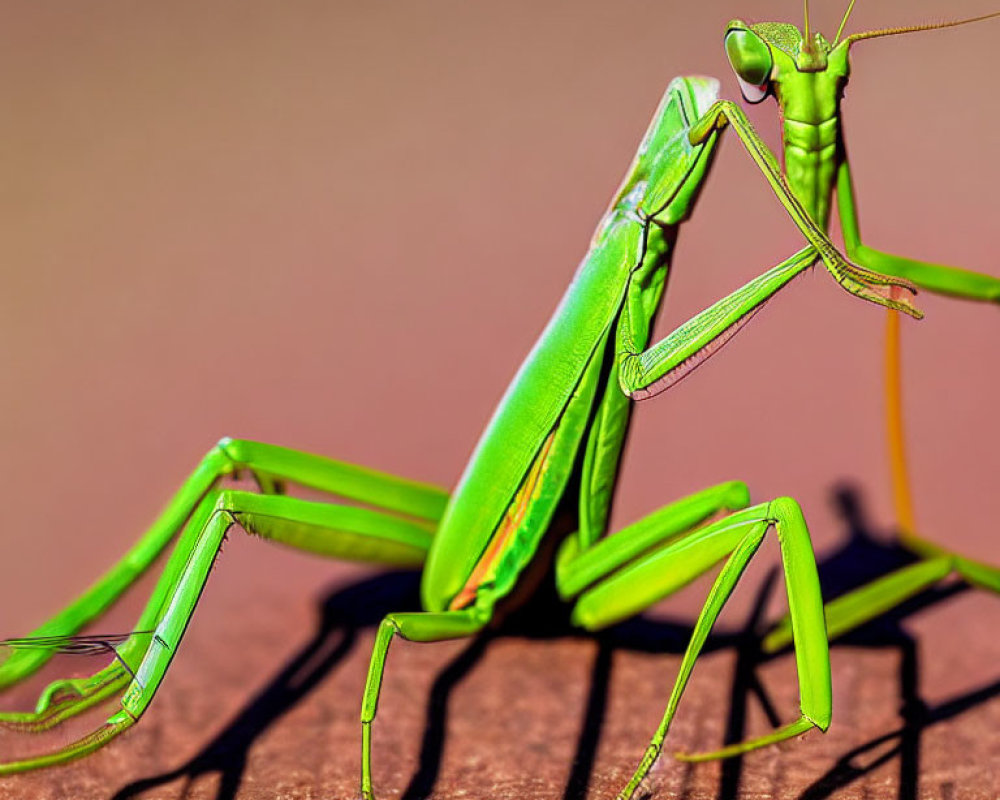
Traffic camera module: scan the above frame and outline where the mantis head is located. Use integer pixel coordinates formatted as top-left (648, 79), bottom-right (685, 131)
top-left (724, 2), bottom-right (1000, 108)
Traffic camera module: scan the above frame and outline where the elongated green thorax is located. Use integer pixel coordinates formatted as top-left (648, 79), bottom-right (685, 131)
top-left (773, 45), bottom-right (850, 229)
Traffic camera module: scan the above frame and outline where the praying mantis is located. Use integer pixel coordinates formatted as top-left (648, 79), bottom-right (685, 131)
top-left (2, 3), bottom-right (1000, 799)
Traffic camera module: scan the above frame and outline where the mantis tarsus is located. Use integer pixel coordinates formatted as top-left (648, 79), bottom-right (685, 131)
top-left (2, 4), bottom-right (1000, 799)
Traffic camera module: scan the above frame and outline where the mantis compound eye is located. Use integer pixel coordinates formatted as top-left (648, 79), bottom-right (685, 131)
top-left (725, 27), bottom-right (773, 104)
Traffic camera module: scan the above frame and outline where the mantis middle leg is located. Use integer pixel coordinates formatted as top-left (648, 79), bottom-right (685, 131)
top-left (839, 151), bottom-right (999, 541)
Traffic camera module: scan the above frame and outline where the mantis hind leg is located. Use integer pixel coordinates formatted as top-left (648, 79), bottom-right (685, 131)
top-left (0, 437), bottom-right (446, 694)
top-left (567, 498), bottom-right (831, 800)
top-left (763, 549), bottom-right (1000, 654)
top-left (0, 488), bottom-right (435, 774)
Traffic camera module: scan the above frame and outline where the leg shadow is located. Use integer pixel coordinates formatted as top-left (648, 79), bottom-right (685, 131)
top-left (798, 639), bottom-right (1000, 800)
top-left (560, 636), bottom-right (614, 800)
top-left (554, 575), bottom-right (772, 800)
top-left (385, 571), bottom-right (720, 800)
top-left (399, 632), bottom-right (494, 800)
top-left (716, 570), bottom-right (783, 800)
top-left (111, 570), bottom-right (422, 800)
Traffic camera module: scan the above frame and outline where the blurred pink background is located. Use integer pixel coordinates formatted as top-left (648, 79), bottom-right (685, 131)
top-left (0, 0), bottom-right (997, 794)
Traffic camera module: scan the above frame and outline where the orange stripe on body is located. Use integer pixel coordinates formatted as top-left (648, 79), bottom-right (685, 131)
top-left (449, 432), bottom-right (557, 610)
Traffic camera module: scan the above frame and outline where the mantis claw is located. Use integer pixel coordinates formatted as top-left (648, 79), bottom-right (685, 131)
top-left (0, 714), bottom-right (134, 775)
top-left (34, 678), bottom-right (83, 712)
top-left (0, 664), bottom-right (131, 734)
top-left (824, 255), bottom-right (924, 319)
top-left (673, 715), bottom-right (818, 763)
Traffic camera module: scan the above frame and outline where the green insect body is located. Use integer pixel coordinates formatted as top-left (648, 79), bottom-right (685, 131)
top-left (424, 77), bottom-right (720, 616)
top-left (2, 7), bottom-right (1000, 800)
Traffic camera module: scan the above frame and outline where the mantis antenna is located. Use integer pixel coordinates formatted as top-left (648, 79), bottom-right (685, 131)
top-left (833, 0), bottom-right (857, 46)
top-left (845, 9), bottom-right (1000, 44)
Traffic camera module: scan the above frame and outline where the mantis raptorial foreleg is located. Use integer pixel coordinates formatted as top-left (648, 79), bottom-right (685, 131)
top-left (0, 450), bottom-right (445, 773)
top-left (565, 499), bottom-right (830, 800)
top-left (618, 246), bottom-right (818, 399)
top-left (837, 157), bottom-right (1000, 303)
top-left (687, 101), bottom-right (922, 318)
top-left (674, 95), bottom-right (1000, 664)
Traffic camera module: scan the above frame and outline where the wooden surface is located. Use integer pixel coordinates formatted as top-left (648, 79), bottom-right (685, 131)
top-left (3, 485), bottom-right (1000, 800)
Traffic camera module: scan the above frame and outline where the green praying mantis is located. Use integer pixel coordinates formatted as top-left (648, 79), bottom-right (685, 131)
top-left (2, 3), bottom-right (1000, 799)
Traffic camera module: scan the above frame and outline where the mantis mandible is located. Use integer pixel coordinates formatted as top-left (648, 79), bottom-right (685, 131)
top-left (1, 4), bottom-right (999, 800)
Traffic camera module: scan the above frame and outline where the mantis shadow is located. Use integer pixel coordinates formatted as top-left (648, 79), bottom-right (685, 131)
top-left (110, 486), bottom-right (999, 800)
top-left (106, 557), bottom-right (708, 800)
